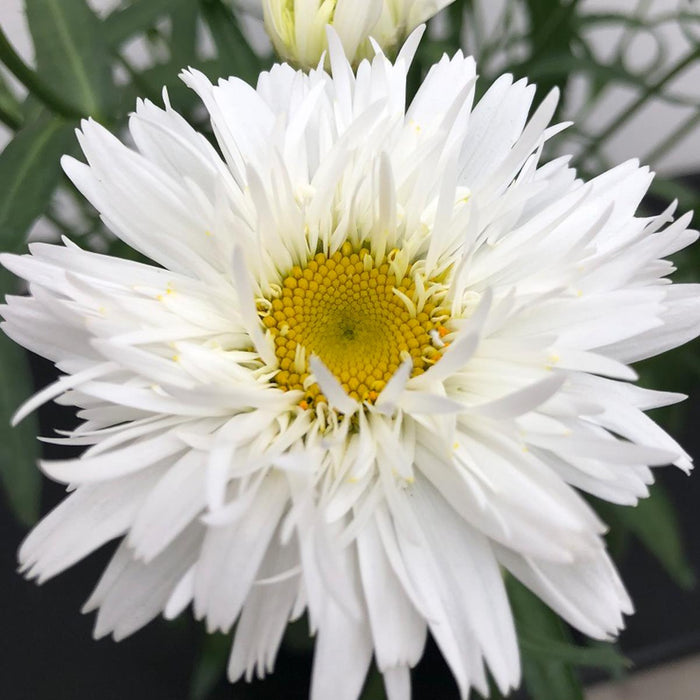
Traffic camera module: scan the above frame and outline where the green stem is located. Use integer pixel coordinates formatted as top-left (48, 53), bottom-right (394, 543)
top-left (644, 111), bottom-right (700, 167)
top-left (580, 10), bottom-right (700, 30)
top-left (588, 46), bottom-right (700, 157)
top-left (0, 24), bottom-right (85, 119)
top-left (613, 0), bottom-right (653, 64)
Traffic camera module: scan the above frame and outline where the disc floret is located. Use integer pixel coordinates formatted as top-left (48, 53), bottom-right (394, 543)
top-left (260, 241), bottom-right (450, 407)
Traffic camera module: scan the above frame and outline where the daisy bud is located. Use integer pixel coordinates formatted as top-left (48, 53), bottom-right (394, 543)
top-left (262, 0), bottom-right (456, 68)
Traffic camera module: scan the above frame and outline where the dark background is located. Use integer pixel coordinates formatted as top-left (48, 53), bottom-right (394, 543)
top-left (2, 356), bottom-right (700, 700)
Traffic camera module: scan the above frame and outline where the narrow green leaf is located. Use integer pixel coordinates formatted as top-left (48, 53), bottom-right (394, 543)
top-left (0, 116), bottom-right (74, 252)
top-left (281, 615), bottom-right (314, 654)
top-left (507, 576), bottom-right (585, 700)
top-left (472, 675), bottom-right (506, 700)
top-left (170, 2), bottom-right (200, 69)
top-left (20, 95), bottom-right (49, 128)
top-left (0, 270), bottom-right (41, 526)
top-left (0, 25), bottom-right (85, 120)
top-left (0, 72), bottom-right (22, 129)
top-left (25, 0), bottom-right (115, 118)
top-left (201, 0), bottom-right (264, 83)
top-left (189, 632), bottom-right (230, 700)
top-left (519, 633), bottom-right (630, 670)
top-left (0, 114), bottom-right (67, 525)
top-left (579, 11), bottom-right (700, 31)
top-left (105, 0), bottom-right (189, 47)
top-left (360, 667), bottom-right (385, 700)
top-left (596, 485), bottom-right (696, 590)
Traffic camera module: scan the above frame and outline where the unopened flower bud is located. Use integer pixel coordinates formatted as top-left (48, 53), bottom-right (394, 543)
top-left (262, 0), bottom-right (456, 68)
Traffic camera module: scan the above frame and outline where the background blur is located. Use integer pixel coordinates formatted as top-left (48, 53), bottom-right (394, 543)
top-left (1, 1), bottom-right (700, 699)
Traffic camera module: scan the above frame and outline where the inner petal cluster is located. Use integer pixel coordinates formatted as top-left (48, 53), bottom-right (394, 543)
top-left (261, 242), bottom-right (449, 407)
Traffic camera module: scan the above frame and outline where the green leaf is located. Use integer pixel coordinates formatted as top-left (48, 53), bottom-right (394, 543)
top-left (25, 0), bottom-right (115, 118)
top-left (189, 632), bottom-right (230, 700)
top-left (202, 0), bottom-right (264, 83)
top-left (105, 0), bottom-right (189, 47)
top-left (281, 614), bottom-right (314, 654)
top-left (596, 485), bottom-right (696, 590)
top-left (519, 633), bottom-right (630, 670)
top-left (471, 675), bottom-right (506, 700)
top-left (0, 24), bottom-right (85, 120)
top-left (0, 270), bottom-right (41, 526)
top-left (507, 576), bottom-right (585, 700)
top-left (359, 667), bottom-right (385, 700)
top-left (0, 71), bottom-right (22, 129)
top-left (0, 116), bottom-right (74, 252)
top-left (170, 2), bottom-right (200, 70)
top-left (19, 94), bottom-right (47, 128)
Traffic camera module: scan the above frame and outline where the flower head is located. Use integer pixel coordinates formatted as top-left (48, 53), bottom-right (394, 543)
top-left (3, 28), bottom-right (700, 700)
top-left (262, 0), bottom-right (455, 68)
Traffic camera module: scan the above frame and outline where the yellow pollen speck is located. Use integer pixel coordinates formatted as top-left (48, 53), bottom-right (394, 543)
top-left (261, 245), bottom-right (447, 406)
top-left (409, 119), bottom-right (421, 134)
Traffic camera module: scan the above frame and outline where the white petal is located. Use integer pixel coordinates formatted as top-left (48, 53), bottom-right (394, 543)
top-left (194, 474), bottom-right (288, 632)
top-left (20, 465), bottom-right (166, 583)
top-left (129, 450), bottom-right (207, 562)
top-left (357, 515), bottom-right (426, 670)
top-left (383, 666), bottom-right (411, 700)
top-left (408, 475), bottom-right (520, 694)
top-left (310, 539), bottom-right (373, 700)
top-left (93, 524), bottom-right (203, 641)
top-left (496, 545), bottom-right (632, 639)
top-left (309, 355), bottom-right (359, 415)
top-left (228, 531), bottom-right (300, 682)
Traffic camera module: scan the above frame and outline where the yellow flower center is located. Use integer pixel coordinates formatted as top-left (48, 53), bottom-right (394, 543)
top-left (261, 242), bottom-right (449, 408)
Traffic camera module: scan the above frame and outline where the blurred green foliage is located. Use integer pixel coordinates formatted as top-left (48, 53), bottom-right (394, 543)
top-left (1, 1), bottom-right (699, 699)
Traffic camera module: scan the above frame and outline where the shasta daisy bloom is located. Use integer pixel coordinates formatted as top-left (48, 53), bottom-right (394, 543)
top-left (2, 27), bottom-right (700, 700)
top-left (262, 0), bottom-right (455, 68)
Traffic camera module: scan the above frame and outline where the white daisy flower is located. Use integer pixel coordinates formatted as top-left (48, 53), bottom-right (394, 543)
top-left (262, 0), bottom-right (455, 68)
top-left (3, 28), bottom-right (700, 700)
